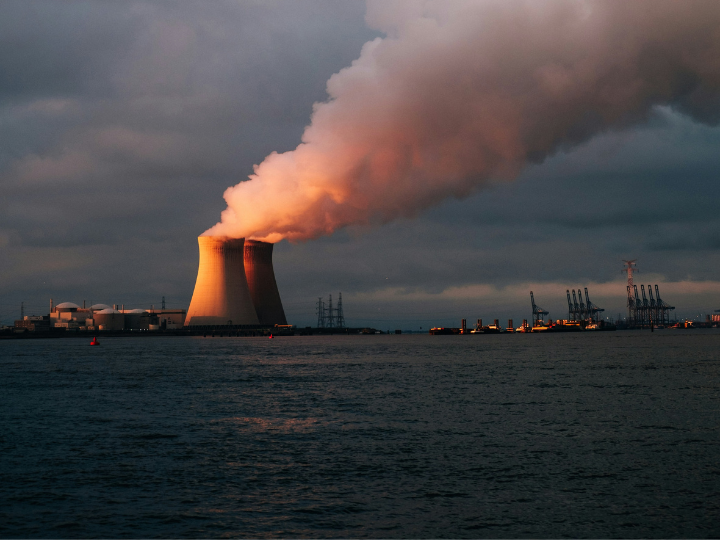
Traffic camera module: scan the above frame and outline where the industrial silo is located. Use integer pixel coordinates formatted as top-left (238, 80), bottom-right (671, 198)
top-left (94, 308), bottom-right (125, 331)
top-left (244, 240), bottom-right (287, 326)
top-left (123, 309), bottom-right (151, 330)
top-left (184, 236), bottom-right (260, 326)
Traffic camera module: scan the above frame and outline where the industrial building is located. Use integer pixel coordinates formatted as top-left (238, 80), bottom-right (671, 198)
top-left (244, 240), bottom-right (287, 325)
top-left (9, 234), bottom-right (289, 334)
top-left (49, 301), bottom-right (96, 329)
top-left (11, 301), bottom-right (189, 332)
top-left (146, 308), bottom-right (186, 329)
top-left (14, 315), bottom-right (50, 332)
top-left (185, 236), bottom-right (287, 327)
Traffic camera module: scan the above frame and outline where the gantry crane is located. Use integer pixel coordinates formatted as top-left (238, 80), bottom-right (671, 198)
top-left (530, 291), bottom-right (549, 325)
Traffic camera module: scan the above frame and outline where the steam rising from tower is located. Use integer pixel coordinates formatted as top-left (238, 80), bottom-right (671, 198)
top-left (205, 0), bottom-right (720, 242)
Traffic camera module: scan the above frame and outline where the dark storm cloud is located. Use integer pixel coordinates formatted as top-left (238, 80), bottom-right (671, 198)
top-left (0, 1), bottom-right (376, 219)
top-left (0, 2), bottom-right (132, 100)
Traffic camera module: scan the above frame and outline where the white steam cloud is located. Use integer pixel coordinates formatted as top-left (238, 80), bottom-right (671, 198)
top-left (205, 0), bottom-right (720, 242)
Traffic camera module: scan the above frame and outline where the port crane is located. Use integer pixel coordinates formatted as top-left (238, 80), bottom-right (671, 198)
top-left (530, 291), bottom-right (549, 325)
top-left (633, 285), bottom-right (643, 326)
top-left (622, 260), bottom-right (638, 324)
top-left (572, 290), bottom-right (581, 319)
top-left (577, 289), bottom-right (587, 319)
top-left (584, 288), bottom-right (604, 322)
top-left (648, 286), bottom-right (657, 325)
top-left (567, 288), bottom-right (604, 322)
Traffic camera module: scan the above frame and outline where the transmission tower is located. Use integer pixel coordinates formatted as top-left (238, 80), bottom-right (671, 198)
top-left (316, 297), bottom-right (326, 328)
top-left (336, 292), bottom-right (345, 328)
top-left (162, 296), bottom-right (166, 309)
top-left (622, 260), bottom-right (638, 325)
top-left (326, 294), bottom-right (335, 328)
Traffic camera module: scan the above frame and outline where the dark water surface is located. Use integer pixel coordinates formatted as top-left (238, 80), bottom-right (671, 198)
top-left (2, 332), bottom-right (719, 538)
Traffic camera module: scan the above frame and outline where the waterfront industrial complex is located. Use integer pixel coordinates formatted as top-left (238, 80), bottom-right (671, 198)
top-left (3, 248), bottom-right (719, 338)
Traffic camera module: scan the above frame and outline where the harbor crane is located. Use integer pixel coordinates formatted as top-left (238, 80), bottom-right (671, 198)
top-left (622, 260), bottom-right (638, 323)
top-left (577, 288), bottom-right (587, 319)
top-left (572, 290), bottom-right (581, 319)
top-left (530, 291), bottom-right (549, 324)
top-left (568, 288), bottom-right (605, 322)
top-left (584, 288), bottom-right (604, 322)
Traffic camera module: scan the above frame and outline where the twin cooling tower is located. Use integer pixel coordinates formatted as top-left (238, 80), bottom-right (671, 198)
top-left (184, 236), bottom-right (287, 327)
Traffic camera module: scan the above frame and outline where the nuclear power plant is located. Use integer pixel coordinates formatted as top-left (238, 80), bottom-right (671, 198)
top-left (184, 236), bottom-right (286, 327)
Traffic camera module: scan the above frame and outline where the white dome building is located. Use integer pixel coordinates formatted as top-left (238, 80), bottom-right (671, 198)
top-left (55, 302), bottom-right (80, 313)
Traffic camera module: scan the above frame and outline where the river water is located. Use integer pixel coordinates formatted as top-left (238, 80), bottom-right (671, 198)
top-left (1, 332), bottom-right (719, 538)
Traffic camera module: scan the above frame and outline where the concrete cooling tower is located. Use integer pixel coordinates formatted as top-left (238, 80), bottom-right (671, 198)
top-left (185, 236), bottom-right (260, 326)
top-left (244, 240), bottom-right (287, 326)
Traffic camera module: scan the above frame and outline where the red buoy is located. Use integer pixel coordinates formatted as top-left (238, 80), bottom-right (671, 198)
top-left (269, 334), bottom-right (274, 339)
top-left (90, 337), bottom-right (99, 346)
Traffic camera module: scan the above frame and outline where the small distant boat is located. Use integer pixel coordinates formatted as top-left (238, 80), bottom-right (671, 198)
top-left (90, 337), bottom-right (99, 346)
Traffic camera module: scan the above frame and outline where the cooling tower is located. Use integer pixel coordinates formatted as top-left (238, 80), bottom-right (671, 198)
top-left (185, 236), bottom-right (260, 326)
top-left (244, 240), bottom-right (287, 326)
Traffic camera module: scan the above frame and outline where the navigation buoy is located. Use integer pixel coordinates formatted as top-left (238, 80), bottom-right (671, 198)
top-left (269, 334), bottom-right (274, 339)
top-left (90, 337), bottom-right (99, 346)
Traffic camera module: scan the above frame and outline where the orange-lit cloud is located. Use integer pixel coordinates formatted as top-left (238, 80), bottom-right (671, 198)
top-left (206, 0), bottom-right (720, 242)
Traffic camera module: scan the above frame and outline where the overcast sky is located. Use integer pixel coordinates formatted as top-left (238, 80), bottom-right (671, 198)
top-left (1, 0), bottom-right (719, 328)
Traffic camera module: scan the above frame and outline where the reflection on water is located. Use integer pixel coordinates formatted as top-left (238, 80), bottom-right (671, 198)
top-left (214, 416), bottom-right (327, 432)
top-left (1, 332), bottom-right (720, 537)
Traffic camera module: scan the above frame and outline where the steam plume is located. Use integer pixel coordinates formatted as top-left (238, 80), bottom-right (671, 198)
top-left (205, 0), bottom-right (720, 242)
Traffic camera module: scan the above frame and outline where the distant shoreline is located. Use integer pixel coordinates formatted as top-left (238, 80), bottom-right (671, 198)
top-left (0, 327), bottom-right (384, 340)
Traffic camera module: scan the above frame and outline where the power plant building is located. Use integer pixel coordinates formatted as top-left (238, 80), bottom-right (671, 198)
top-left (11, 234), bottom-right (289, 333)
top-left (50, 302), bottom-right (94, 329)
top-left (44, 302), bottom-right (186, 331)
top-left (185, 236), bottom-right (287, 327)
top-left (185, 237), bottom-right (259, 326)
top-left (146, 309), bottom-right (186, 329)
top-left (244, 240), bottom-right (287, 326)
top-left (93, 308), bottom-right (125, 331)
